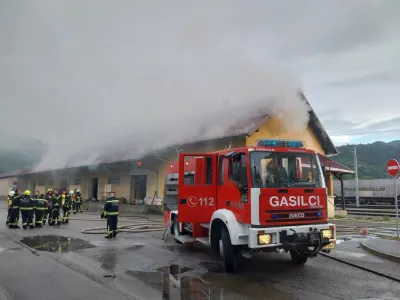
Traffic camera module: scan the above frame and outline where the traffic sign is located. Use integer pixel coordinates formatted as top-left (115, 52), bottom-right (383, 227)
top-left (386, 159), bottom-right (400, 177)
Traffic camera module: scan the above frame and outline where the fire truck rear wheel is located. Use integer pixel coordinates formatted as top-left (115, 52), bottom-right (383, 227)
top-left (220, 226), bottom-right (237, 273)
top-left (289, 250), bottom-right (308, 264)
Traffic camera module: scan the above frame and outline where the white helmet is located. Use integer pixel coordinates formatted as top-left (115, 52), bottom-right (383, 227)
top-left (76, 189), bottom-right (80, 193)
top-left (8, 191), bottom-right (15, 196)
top-left (69, 190), bottom-right (74, 195)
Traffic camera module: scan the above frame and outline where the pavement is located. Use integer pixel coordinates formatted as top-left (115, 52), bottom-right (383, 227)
top-left (361, 238), bottom-right (400, 263)
top-left (1, 209), bottom-right (400, 299)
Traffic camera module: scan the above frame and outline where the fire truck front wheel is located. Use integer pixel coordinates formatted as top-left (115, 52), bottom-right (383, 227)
top-left (290, 250), bottom-right (308, 264)
top-left (219, 226), bottom-right (238, 273)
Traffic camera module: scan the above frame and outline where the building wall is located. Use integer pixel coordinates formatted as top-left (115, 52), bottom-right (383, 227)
top-left (0, 177), bottom-right (17, 197)
top-left (20, 118), bottom-right (337, 218)
top-left (245, 117), bottom-right (325, 155)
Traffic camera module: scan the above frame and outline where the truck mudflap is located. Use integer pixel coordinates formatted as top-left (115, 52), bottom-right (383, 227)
top-left (280, 228), bottom-right (329, 258)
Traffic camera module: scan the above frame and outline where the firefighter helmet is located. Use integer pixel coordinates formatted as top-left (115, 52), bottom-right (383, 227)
top-left (8, 191), bottom-right (15, 196)
top-left (47, 188), bottom-right (53, 192)
top-left (76, 189), bottom-right (80, 193)
top-left (69, 190), bottom-right (74, 195)
top-left (24, 190), bottom-right (31, 196)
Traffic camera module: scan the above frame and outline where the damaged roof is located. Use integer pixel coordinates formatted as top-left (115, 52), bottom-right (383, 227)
top-left (0, 92), bottom-right (338, 178)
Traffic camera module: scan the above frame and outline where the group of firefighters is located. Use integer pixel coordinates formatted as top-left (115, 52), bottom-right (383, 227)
top-left (6, 188), bottom-right (119, 238)
top-left (6, 188), bottom-right (83, 229)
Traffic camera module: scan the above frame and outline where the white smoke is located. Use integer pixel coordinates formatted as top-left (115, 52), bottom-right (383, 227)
top-left (0, 1), bottom-right (312, 172)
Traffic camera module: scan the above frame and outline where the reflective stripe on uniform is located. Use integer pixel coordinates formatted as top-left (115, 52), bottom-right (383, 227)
top-left (20, 207), bottom-right (34, 210)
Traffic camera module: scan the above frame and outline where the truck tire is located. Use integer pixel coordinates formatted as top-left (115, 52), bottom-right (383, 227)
top-left (220, 226), bottom-right (237, 272)
top-left (290, 250), bottom-right (308, 264)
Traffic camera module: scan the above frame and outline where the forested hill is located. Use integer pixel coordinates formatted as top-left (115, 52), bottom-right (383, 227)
top-left (334, 140), bottom-right (400, 179)
top-left (0, 138), bottom-right (45, 174)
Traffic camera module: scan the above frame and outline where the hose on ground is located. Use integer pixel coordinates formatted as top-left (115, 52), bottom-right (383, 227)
top-left (80, 217), bottom-right (166, 235)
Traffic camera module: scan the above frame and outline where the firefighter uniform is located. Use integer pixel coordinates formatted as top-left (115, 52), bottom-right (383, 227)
top-left (62, 191), bottom-right (73, 224)
top-left (74, 189), bottom-right (83, 213)
top-left (44, 189), bottom-right (53, 225)
top-left (34, 194), bottom-right (47, 227)
top-left (8, 191), bottom-right (21, 229)
top-left (19, 190), bottom-right (35, 229)
top-left (50, 191), bottom-right (62, 226)
top-left (102, 195), bottom-right (119, 238)
top-left (6, 191), bottom-right (15, 225)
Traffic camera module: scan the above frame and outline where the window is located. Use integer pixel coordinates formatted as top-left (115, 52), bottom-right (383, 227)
top-left (108, 176), bottom-right (120, 185)
top-left (182, 155), bottom-right (214, 186)
top-left (60, 180), bottom-right (68, 190)
top-left (218, 156), bottom-right (225, 185)
top-left (73, 178), bottom-right (82, 185)
top-left (38, 179), bottom-right (45, 186)
top-left (48, 180), bottom-right (55, 185)
top-left (227, 153), bottom-right (248, 200)
top-left (250, 151), bottom-right (325, 188)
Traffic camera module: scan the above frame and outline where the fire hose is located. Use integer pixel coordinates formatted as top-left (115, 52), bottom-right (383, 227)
top-left (78, 216), bottom-right (166, 235)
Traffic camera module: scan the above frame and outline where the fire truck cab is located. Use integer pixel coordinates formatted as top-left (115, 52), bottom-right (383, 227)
top-left (163, 139), bottom-right (336, 272)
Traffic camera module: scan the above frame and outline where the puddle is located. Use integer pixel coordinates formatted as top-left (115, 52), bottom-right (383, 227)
top-left (199, 261), bottom-right (225, 273)
top-left (124, 263), bottom-right (300, 300)
top-left (156, 264), bottom-right (193, 275)
top-left (19, 235), bottom-right (96, 253)
top-left (125, 264), bottom-right (229, 300)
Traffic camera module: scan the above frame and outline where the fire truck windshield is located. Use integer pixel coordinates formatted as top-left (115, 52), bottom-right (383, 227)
top-left (250, 151), bottom-right (325, 188)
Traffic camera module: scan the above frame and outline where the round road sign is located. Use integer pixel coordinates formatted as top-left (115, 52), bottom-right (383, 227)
top-left (387, 159), bottom-right (400, 177)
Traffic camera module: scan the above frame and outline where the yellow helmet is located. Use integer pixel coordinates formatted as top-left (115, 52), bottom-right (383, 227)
top-left (24, 190), bottom-right (31, 196)
top-left (47, 188), bottom-right (53, 193)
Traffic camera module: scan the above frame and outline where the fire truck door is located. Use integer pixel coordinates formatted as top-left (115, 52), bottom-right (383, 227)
top-left (178, 153), bottom-right (217, 223)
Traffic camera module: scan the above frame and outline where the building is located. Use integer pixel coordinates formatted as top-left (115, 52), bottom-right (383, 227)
top-left (0, 96), bottom-right (354, 217)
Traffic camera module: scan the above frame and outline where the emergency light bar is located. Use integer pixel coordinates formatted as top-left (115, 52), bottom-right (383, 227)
top-left (257, 139), bottom-right (305, 148)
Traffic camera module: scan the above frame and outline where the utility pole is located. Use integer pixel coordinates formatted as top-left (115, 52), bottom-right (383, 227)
top-left (354, 145), bottom-right (360, 207)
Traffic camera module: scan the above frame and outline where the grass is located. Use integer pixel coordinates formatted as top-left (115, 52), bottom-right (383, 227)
top-left (375, 234), bottom-right (400, 241)
top-left (334, 214), bottom-right (346, 219)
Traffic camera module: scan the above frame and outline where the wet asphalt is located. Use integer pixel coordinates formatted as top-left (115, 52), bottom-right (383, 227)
top-left (0, 209), bottom-right (400, 300)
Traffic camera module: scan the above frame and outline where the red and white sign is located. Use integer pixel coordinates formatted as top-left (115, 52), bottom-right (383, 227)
top-left (269, 195), bottom-right (321, 208)
top-left (386, 159), bottom-right (400, 177)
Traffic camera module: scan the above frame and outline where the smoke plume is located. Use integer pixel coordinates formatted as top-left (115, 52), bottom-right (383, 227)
top-left (0, 1), bottom-right (312, 172)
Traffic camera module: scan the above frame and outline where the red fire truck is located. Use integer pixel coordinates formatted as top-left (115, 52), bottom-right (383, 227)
top-left (163, 139), bottom-right (336, 272)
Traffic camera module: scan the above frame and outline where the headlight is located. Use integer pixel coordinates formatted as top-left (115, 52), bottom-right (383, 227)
top-left (258, 234), bottom-right (272, 245)
top-left (321, 229), bottom-right (333, 239)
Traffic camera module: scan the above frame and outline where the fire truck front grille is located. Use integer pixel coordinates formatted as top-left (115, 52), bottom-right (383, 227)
top-left (264, 211), bottom-right (323, 223)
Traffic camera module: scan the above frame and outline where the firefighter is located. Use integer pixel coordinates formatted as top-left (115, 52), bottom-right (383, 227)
top-left (62, 191), bottom-right (73, 224)
top-left (44, 189), bottom-right (53, 225)
top-left (101, 192), bottom-right (119, 238)
top-left (75, 189), bottom-right (83, 213)
top-left (72, 190), bottom-right (77, 214)
top-left (19, 190), bottom-right (35, 229)
top-left (6, 190), bottom-right (15, 225)
top-left (34, 193), bottom-right (47, 227)
top-left (50, 189), bottom-right (62, 226)
top-left (8, 189), bottom-right (22, 229)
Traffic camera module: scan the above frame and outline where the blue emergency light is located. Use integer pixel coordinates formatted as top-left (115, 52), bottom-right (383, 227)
top-left (257, 139), bottom-right (305, 148)
top-left (316, 211), bottom-right (323, 217)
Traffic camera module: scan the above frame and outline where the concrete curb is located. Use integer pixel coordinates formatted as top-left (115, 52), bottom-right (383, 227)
top-left (360, 240), bottom-right (400, 264)
top-left (2, 230), bottom-right (39, 256)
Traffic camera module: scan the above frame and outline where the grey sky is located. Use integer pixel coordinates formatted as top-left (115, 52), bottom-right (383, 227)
top-left (1, 1), bottom-right (399, 169)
